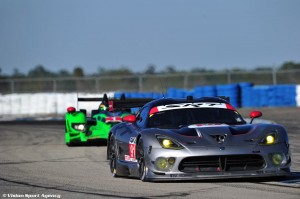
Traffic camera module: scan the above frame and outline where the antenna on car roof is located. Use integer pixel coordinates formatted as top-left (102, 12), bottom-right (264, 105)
top-left (218, 96), bottom-right (230, 103)
top-left (76, 92), bottom-right (79, 109)
top-left (159, 78), bottom-right (166, 98)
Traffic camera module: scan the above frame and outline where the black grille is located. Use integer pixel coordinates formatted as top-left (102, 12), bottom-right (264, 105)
top-left (178, 155), bottom-right (265, 173)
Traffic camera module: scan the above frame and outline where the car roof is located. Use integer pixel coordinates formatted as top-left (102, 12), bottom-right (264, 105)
top-left (145, 96), bottom-right (230, 108)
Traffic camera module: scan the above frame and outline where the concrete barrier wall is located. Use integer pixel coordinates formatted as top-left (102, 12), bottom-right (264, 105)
top-left (0, 84), bottom-right (299, 116)
top-left (0, 92), bottom-right (114, 116)
top-left (297, 85), bottom-right (300, 107)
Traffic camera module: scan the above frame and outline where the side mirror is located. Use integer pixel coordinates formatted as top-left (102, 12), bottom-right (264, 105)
top-left (123, 115), bottom-right (136, 123)
top-left (67, 107), bottom-right (76, 113)
top-left (249, 111), bottom-right (262, 124)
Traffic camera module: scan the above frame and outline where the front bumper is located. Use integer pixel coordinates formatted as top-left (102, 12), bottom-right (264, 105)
top-left (143, 144), bottom-right (291, 181)
top-left (144, 167), bottom-right (291, 181)
top-left (66, 132), bottom-right (87, 143)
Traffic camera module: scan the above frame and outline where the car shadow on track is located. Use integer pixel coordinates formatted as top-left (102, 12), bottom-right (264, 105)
top-left (150, 172), bottom-right (300, 185)
top-left (67, 139), bottom-right (107, 147)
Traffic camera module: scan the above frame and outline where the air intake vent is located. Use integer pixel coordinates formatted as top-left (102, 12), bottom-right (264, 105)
top-left (178, 155), bottom-right (265, 173)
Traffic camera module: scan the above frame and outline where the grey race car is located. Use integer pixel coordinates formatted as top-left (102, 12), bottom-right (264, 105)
top-left (107, 96), bottom-right (291, 181)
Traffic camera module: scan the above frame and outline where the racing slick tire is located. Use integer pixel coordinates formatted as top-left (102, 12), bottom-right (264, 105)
top-left (66, 140), bottom-right (81, 147)
top-left (65, 133), bottom-right (73, 147)
top-left (137, 137), bottom-right (149, 182)
top-left (108, 136), bottom-right (118, 177)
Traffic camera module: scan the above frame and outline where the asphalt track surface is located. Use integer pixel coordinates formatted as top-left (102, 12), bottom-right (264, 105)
top-left (0, 108), bottom-right (300, 199)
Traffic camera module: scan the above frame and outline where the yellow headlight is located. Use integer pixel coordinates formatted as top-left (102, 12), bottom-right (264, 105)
top-left (271, 153), bottom-right (284, 166)
top-left (162, 139), bottom-right (172, 148)
top-left (156, 135), bottom-right (183, 149)
top-left (156, 157), bottom-right (168, 170)
top-left (266, 135), bottom-right (275, 144)
top-left (155, 157), bottom-right (176, 171)
top-left (168, 157), bottom-right (176, 165)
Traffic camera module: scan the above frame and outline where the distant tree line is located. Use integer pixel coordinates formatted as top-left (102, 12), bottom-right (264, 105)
top-left (1, 61), bottom-right (300, 79)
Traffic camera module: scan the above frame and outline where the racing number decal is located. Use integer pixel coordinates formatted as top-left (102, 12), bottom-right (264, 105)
top-left (129, 143), bottom-right (136, 159)
top-left (125, 137), bottom-right (137, 162)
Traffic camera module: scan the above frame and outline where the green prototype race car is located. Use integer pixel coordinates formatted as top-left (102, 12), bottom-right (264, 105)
top-left (65, 93), bottom-right (151, 146)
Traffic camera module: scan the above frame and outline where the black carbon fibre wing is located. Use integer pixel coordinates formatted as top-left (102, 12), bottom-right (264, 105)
top-left (78, 97), bottom-right (104, 101)
top-left (108, 98), bottom-right (153, 111)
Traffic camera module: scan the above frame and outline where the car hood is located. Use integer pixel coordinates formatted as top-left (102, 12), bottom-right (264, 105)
top-left (168, 123), bottom-right (263, 147)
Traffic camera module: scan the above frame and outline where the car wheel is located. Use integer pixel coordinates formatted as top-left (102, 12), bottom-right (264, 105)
top-left (137, 137), bottom-right (148, 181)
top-left (66, 140), bottom-right (79, 147)
top-left (108, 136), bottom-right (118, 177)
top-left (65, 133), bottom-right (72, 146)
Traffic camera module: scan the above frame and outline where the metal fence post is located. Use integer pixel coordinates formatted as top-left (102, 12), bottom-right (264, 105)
top-left (95, 78), bottom-right (99, 92)
top-left (11, 80), bottom-right (15, 93)
top-left (272, 67), bottom-right (277, 85)
top-left (227, 70), bottom-right (231, 84)
top-left (183, 74), bottom-right (188, 89)
top-left (138, 75), bottom-right (143, 92)
top-left (53, 80), bottom-right (57, 92)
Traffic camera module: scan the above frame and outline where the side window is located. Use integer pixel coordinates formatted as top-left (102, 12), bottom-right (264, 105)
top-left (136, 109), bottom-right (142, 122)
top-left (136, 106), bottom-right (148, 127)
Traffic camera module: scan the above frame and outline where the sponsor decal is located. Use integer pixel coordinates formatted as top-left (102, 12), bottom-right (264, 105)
top-left (149, 103), bottom-right (229, 115)
top-left (170, 174), bottom-right (191, 177)
top-left (160, 103), bottom-right (227, 110)
top-left (125, 137), bottom-right (137, 162)
top-left (106, 116), bottom-right (123, 123)
top-left (189, 124), bottom-right (228, 128)
top-left (124, 155), bottom-right (137, 162)
top-left (108, 100), bottom-right (114, 111)
top-left (210, 134), bottom-right (227, 143)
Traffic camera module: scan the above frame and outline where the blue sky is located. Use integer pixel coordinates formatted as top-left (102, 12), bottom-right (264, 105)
top-left (0, 0), bottom-right (299, 75)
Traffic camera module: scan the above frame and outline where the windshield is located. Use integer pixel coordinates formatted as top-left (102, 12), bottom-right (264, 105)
top-left (147, 108), bottom-right (245, 129)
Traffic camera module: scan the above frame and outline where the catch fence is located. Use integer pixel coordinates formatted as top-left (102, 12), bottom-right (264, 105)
top-left (1, 69), bottom-right (300, 94)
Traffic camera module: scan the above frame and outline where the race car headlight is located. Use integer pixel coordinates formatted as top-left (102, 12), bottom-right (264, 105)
top-left (269, 153), bottom-right (287, 166)
top-left (156, 135), bottom-right (183, 149)
top-left (260, 133), bottom-right (277, 145)
top-left (72, 124), bottom-right (86, 132)
top-left (266, 135), bottom-right (275, 144)
top-left (155, 157), bottom-right (176, 171)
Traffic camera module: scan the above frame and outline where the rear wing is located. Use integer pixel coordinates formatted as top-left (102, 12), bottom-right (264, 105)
top-left (77, 93), bottom-right (153, 111)
top-left (77, 92), bottom-right (109, 103)
top-left (78, 97), bottom-right (104, 102)
top-left (108, 98), bottom-right (153, 111)
top-left (76, 94), bottom-right (109, 111)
